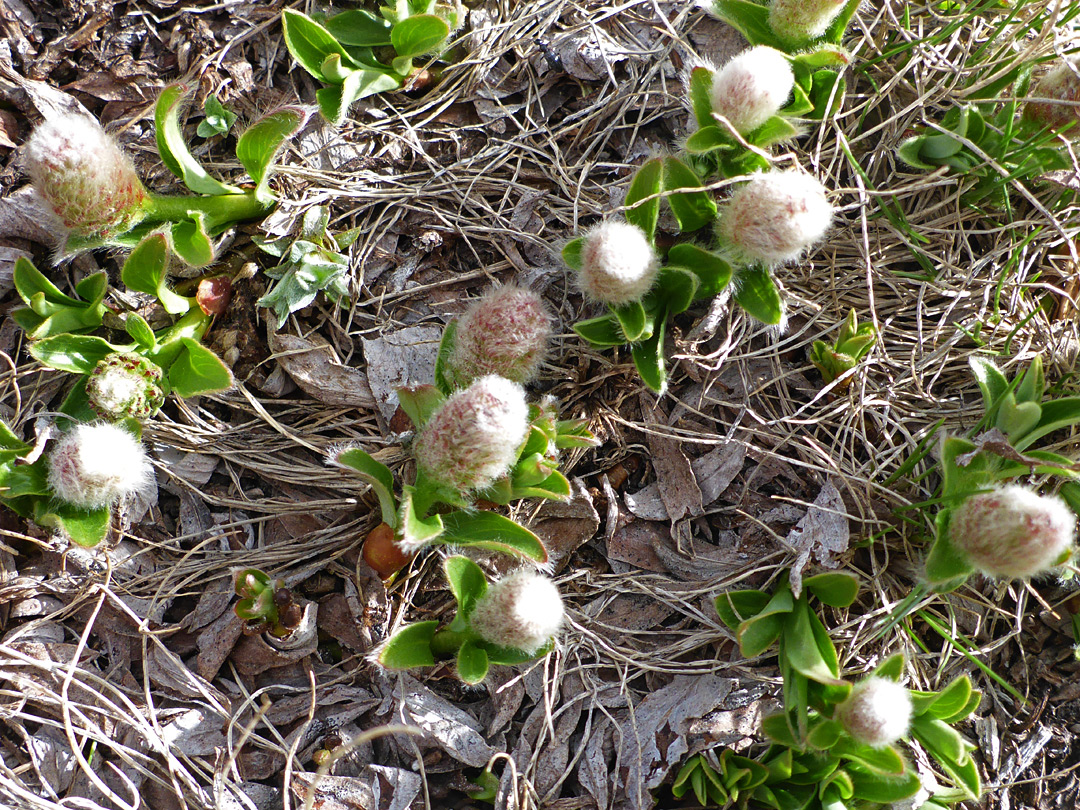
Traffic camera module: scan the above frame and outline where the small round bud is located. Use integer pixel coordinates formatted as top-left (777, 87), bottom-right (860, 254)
top-left (86, 352), bottom-right (166, 422)
top-left (576, 221), bottom-right (659, 306)
top-left (413, 375), bottom-right (529, 492)
top-left (448, 285), bottom-right (552, 388)
top-left (768, 0), bottom-right (846, 46)
top-left (835, 676), bottom-right (912, 749)
top-left (717, 170), bottom-right (833, 265)
top-left (47, 422), bottom-right (154, 510)
top-left (948, 485), bottom-right (1075, 579)
top-left (1025, 57), bottom-right (1080, 133)
top-left (709, 46), bottom-right (794, 134)
top-left (24, 113), bottom-right (147, 243)
top-left (469, 569), bottom-right (564, 655)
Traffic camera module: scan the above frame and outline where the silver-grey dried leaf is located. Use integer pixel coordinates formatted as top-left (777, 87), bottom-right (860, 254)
top-left (394, 675), bottom-right (495, 767)
top-left (270, 333), bottom-right (376, 408)
top-left (360, 326), bottom-right (441, 422)
top-left (159, 706), bottom-right (229, 757)
top-left (786, 479), bottom-right (849, 597)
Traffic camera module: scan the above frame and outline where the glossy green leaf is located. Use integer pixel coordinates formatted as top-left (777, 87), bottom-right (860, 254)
top-left (806, 71), bottom-right (845, 120)
top-left (29, 334), bottom-right (117, 374)
top-left (324, 9), bottom-right (393, 46)
top-left (4, 463), bottom-right (51, 498)
top-left (125, 313), bottom-right (157, 351)
top-left (666, 243), bottom-right (733, 300)
top-left (1016, 397), bottom-right (1080, 450)
top-left (662, 157), bottom-right (717, 232)
top-left (749, 115), bottom-right (800, 147)
top-left (1016, 356), bottom-right (1045, 404)
top-left (14, 256), bottom-right (81, 307)
top-left (872, 653), bottom-right (905, 681)
top-left (398, 484), bottom-right (445, 547)
top-left (40, 501), bottom-right (112, 548)
top-left (479, 638), bottom-right (554, 666)
top-left (281, 9), bottom-right (357, 82)
top-left (512, 470), bottom-right (572, 500)
top-left (444, 555), bottom-right (487, 617)
top-left (739, 613), bottom-right (784, 658)
top-left (631, 315), bottom-right (667, 394)
top-left (684, 125), bottom-right (731, 155)
top-left (926, 676), bottom-right (973, 721)
top-left (237, 106), bottom-right (309, 204)
top-left (994, 393), bottom-right (1041, 442)
top-left (846, 765), bottom-right (921, 804)
top-left (396, 384), bottom-right (445, 429)
top-left (562, 237), bottom-right (584, 270)
top-left (391, 14), bottom-right (449, 58)
top-left (688, 67), bottom-right (716, 129)
top-left (456, 641), bottom-right (489, 684)
top-left (835, 740), bottom-right (906, 776)
top-left (155, 85), bottom-right (241, 196)
top-left (438, 510), bottom-right (548, 563)
top-left (761, 712), bottom-right (800, 747)
top-left (377, 621), bottom-right (438, 668)
top-left (573, 314), bottom-right (626, 347)
top-left (170, 217), bottom-right (215, 268)
top-left (911, 716), bottom-right (967, 765)
top-left (715, 589), bottom-right (771, 630)
top-left (123, 232), bottom-right (191, 315)
top-left (332, 447), bottom-right (398, 527)
top-left (803, 572), bottom-right (859, 607)
top-left (657, 267), bottom-right (700, 315)
top-left (782, 601), bottom-right (844, 685)
top-left (167, 337), bottom-right (233, 397)
top-left (896, 138), bottom-right (939, 171)
top-left (703, 0), bottom-right (783, 49)
top-left (968, 356), bottom-right (1010, 421)
top-left (624, 158), bottom-right (663, 241)
top-left (612, 300), bottom-right (650, 342)
top-left (734, 266), bottom-right (784, 325)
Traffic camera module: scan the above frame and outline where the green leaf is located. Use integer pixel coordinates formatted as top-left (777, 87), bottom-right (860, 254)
top-left (761, 712), bottom-right (800, 747)
top-left (573, 314), bottom-right (626, 347)
top-left (968, 356), bottom-right (1010, 422)
top-left (666, 244), bottom-right (733, 300)
top-left (391, 14), bottom-right (449, 58)
top-left (237, 106), bottom-right (309, 204)
top-left (258, 250), bottom-right (350, 327)
top-left (924, 676), bottom-right (974, 721)
top-left (39, 501), bottom-right (112, 548)
top-left (456, 641), bottom-right (490, 684)
top-left (5, 463), bottom-right (52, 497)
top-left (806, 71), bottom-right (846, 120)
top-left (624, 158), bottom-right (663, 241)
top-left (434, 318), bottom-right (457, 394)
top-left (281, 9), bottom-right (357, 82)
top-left (167, 337), bottom-right (233, 397)
top-left (823, 0), bottom-right (864, 45)
top-left (396, 384), bottom-right (446, 429)
top-left (739, 613), bottom-right (784, 658)
top-left (688, 67), bottom-right (715, 129)
top-left (748, 115), bottom-right (801, 147)
top-left (123, 232), bottom-right (191, 315)
top-left (562, 237), bottom-right (584, 271)
top-left (662, 157), bottom-right (717, 232)
top-left (734, 266), bottom-right (784, 325)
top-left (994, 393), bottom-right (1041, 442)
top-left (702, 0), bottom-right (783, 49)
top-left (170, 217), bottom-right (216, 268)
top-left (444, 555), bottom-right (487, 617)
top-left (926, 511), bottom-right (975, 588)
top-left (897, 137), bottom-right (939, 171)
top-left (835, 740), bottom-right (906, 776)
top-left (715, 589), bottom-right (771, 630)
top-left (125, 313), bottom-right (157, 351)
top-left (872, 653), bottom-right (905, 681)
top-left (321, 67), bottom-right (406, 124)
top-left (196, 95), bottom-right (237, 138)
top-left (846, 765), bottom-right (921, 804)
top-left (438, 510), bottom-right (548, 563)
top-left (14, 256), bottom-right (81, 308)
top-left (324, 9), bottom-right (394, 46)
top-left (782, 600), bottom-right (844, 685)
top-left (29, 334), bottom-right (117, 374)
top-left (377, 621), bottom-right (438, 668)
top-left (631, 315), bottom-right (667, 394)
top-left (1016, 356), bottom-right (1045, 404)
top-left (155, 84), bottom-right (242, 196)
top-left (479, 638), bottom-right (554, 666)
top-left (332, 447), bottom-right (398, 527)
top-left (911, 715), bottom-right (967, 765)
top-left (612, 300), bottom-right (650, 342)
top-left (512, 470), bottom-right (572, 501)
top-left (803, 572), bottom-right (859, 607)
top-left (398, 484), bottom-right (445, 547)
top-left (684, 125), bottom-right (731, 155)
top-left (657, 267), bottom-right (700, 315)
top-left (1017, 397), bottom-right (1080, 450)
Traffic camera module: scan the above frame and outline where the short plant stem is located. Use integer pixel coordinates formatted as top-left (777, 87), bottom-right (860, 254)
top-left (430, 629), bottom-right (468, 658)
top-left (144, 192), bottom-right (271, 232)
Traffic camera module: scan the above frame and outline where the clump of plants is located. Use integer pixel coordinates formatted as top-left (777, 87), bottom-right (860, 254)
top-left (232, 568), bottom-right (305, 637)
top-left (281, 0), bottom-right (464, 124)
top-left (810, 309), bottom-right (876, 388)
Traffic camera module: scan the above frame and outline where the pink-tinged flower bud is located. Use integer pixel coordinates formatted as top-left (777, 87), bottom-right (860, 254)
top-left (710, 46), bottom-right (794, 134)
top-left (47, 423), bottom-right (154, 510)
top-left (576, 221), bottom-right (659, 306)
top-left (948, 485), bottom-right (1075, 579)
top-left (448, 285), bottom-right (552, 388)
top-left (24, 113), bottom-right (147, 243)
top-left (413, 375), bottom-right (529, 492)
top-left (1025, 57), bottom-right (1080, 132)
top-left (717, 170), bottom-right (833, 265)
top-left (469, 569), bottom-right (564, 655)
top-left (768, 0), bottom-right (846, 46)
top-left (835, 676), bottom-right (912, 749)
top-left (86, 353), bottom-right (166, 422)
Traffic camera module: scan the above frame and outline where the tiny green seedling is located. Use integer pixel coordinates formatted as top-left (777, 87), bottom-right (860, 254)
top-left (233, 568), bottom-right (304, 637)
top-left (810, 308), bottom-right (876, 387)
top-left (376, 555), bottom-right (563, 684)
top-left (196, 95), bottom-right (238, 138)
top-left (281, 1), bottom-right (463, 124)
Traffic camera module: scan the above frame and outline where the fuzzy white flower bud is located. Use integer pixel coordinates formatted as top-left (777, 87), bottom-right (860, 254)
top-left (768, 0), bottom-right (846, 46)
top-left (717, 170), bottom-right (833, 265)
top-left (835, 676), bottom-right (912, 748)
top-left (413, 375), bottom-right (529, 492)
top-left (448, 285), bottom-right (552, 388)
top-left (576, 221), bottom-right (659, 306)
top-left (47, 423), bottom-right (154, 509)
top-left (710, 46), bottom-right (794, 134)
top-left (1025, 57), bottom-right (1080, 133)
top-left (469, 569), bottom-right (564, 654)
top-left (24, 113), bottom-right (147, 243)
top-left (948, 485), bottom-right (1075, 579)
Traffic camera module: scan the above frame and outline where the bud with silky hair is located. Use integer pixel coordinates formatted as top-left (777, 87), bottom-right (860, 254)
top-left (709, 46), bottom-right (794, 134)
top-left (468, 569), bottom-right (565, 655)
top-left (768, 0), bottom-right (847, 46)
top-left (835, 676), bottom-right (912, 748)
top-left (576, 220), bottom-right (659, 306)
top-left (448, 285), bottom-right (552, 388)
top-left (47, 422), bottom-right (154, 509)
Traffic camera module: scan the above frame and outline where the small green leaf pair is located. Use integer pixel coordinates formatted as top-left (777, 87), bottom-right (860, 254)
top-left (809, 309), bottom-right (876, 388)
top-left (255, 206), bottom-right (357, 327)
top-left (282, 1), bottom-right (458, 124)
top-left (377, 556), bottom-right (554, 684)
top-left (12, 257), bottom-right (107, 339)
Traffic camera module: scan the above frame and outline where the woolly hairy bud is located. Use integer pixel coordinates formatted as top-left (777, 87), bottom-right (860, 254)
top-left (469, 569), bottom-right (564, 654)
top-left (576, 221), bottom-right (659, 306)
top-left (413, 375), bottom-right (529, 492)
top-left (449, 286), bottom-right (552, 388)
top-left (717, 170), bottom-right (833, 265)
top-left (86, 353), bottom-right (166, 422)
top-left (24, 113), bottom-right (147, 243)
top-left (949, 485), bottom-right (1075, 579)
top-left (47, 423), bottom-right (154, 509)
top-left (836, 676), bottom-right (912, 749)
top-left (1025, 57), bottom-right (1080, 132)
top-left (710, 46), bottom-right (794, 134)
top-left (768, 0), bottom-right (846, 45)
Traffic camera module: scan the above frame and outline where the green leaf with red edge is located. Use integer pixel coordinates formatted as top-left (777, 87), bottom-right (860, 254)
top-left (237, 106), bottom-right (310, 204)
top-left (689, 67), bottom-right (715, 129)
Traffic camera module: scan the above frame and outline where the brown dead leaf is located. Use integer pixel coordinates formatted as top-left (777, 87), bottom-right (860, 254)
top-left (528, 478), bottom-right (599, 573)
top-left (270, 333), bottom-right (376, 408)
top-left (607, 519), bottom-right (669, 573)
